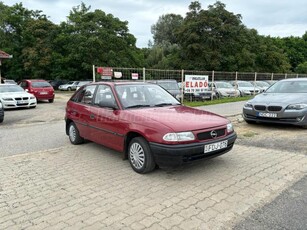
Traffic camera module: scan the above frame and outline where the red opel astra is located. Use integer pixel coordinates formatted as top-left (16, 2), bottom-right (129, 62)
top-left (65, 81), bottom-right (237, 174)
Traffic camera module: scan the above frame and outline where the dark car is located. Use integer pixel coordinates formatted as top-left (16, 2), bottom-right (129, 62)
top-left (0, 101), bottom-right (4, 123)
top-left (243, 78), bottom-right (307, 128)
top-left (49, 79), bottom-right (68, 90)
top-left (65, 81), bottom-right (237, 174)
top-left (147, 79), bottom-right (181, 101)
top-left (19, 79), bottom-right (55, 103)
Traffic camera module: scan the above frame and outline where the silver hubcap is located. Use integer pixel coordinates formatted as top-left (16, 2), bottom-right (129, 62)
top-left (69, 125), bottom-right (76, 142)
top-left (130, 143), bottom-right (145, 169)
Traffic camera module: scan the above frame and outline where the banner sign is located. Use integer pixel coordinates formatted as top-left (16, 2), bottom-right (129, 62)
top-left (184, 75), bottom-right (209, 93)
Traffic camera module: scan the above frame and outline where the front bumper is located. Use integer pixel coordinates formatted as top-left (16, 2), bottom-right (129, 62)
top-left (243, 107), bottom-right (307, 127)
top-left (149, 132), bottom-right (237, 168)
top-left (2, 98), bottom-right (37, 109)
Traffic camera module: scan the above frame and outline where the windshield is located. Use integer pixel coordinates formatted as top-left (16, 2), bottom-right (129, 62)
top-left (255, 81), bottom-right (270, 87)
top-left (115, 84), bottom-right (180, 109)
top-left (238, 82), bottom-right (254, 87)
top-left (215, 82), bottom-right (233, 88)
top-left (266, 80), bottom-right (307, 93)
top-left (32, 82), bottom-right (52, 88)
top-left (157, 82), bottom-right (179, 90)
top-left (0, 85), bottom-right (24, 93)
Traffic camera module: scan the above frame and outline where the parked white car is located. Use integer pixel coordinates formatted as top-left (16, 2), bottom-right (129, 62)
top-left (58, 81), bottom-right (80, 91)
top-left (209, 81), bottom-right (240, 98)
top-left (0, 84), bottom-right (37, 109)
top-left (230, 81), bottom-right (261, 96)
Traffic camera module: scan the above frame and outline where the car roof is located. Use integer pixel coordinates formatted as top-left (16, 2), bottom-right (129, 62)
top-left (23, 79), bottom-right (48, 82)
top-left (89, 81), bottom-right (155, 86)
top-left (280, 78), bottom-right (307, 82)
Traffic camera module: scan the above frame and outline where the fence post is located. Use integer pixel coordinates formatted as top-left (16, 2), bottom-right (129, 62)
top-left (285, 73), bottom-right (287, 79)
top-left (92, 65), bottom-right (95, 82)
top-left (271, 73), bottom-right (274, 80)
top-left (296, 74), bottom-right (299, 78)
top-left (254, 72), bottom-right (257, 95)
top-left (181, 69), bottom-right (184, 104)
top-left (143, 67), bottom-right (146, 82)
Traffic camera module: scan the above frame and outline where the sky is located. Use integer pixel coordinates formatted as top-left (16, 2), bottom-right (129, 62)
top-left (2, 0), bottom-right (307, 48)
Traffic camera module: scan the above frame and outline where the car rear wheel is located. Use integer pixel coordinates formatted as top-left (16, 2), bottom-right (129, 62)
top-left (67, 87), bottom-right (71, 91)
top-left (128, 137), bottom-right (156, 174)
top-left (68, 122), bottom-right (84, 145)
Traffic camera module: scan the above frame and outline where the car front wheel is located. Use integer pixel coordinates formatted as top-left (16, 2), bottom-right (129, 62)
top-left (128, 137), bottom-right (156, 174)
top-left (68, 122), bottom-right (84, 145)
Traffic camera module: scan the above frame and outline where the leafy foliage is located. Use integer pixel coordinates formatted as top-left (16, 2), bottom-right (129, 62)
top-left (0, 1), bottom-right (306, 81)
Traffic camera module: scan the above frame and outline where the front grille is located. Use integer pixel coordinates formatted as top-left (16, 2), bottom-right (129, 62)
top-left (254, 105), bottom-right (266, 111)
top-left (268, 106), bottom-right (282, 112)
top-left (197, 128), bottom-right (225, 140)
top-left (15, 97), bottom-right (29, 100)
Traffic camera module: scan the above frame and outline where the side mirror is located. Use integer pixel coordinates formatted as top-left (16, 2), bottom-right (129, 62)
top-left (98, 100), bottom-right (118, 110)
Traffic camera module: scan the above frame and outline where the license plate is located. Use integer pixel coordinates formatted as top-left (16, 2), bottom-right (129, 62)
top-left (17, 101), bottom-right (27, 104)
top-left (204, 140), bottom-right (228, 153)
top-left (257, 112), bottom-right (277, 118)
top-left (40, 92), bottom-right (48, 95)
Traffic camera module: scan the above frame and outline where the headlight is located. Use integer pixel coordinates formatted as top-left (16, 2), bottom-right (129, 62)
top-left (30, 96), bottom-right (36, 99)
top-left (286, 104), bottom-right (307, 110)
top-left (2, 98), bottom-right (13, 101)
top-left (244, 102), bottom-right (253, 109)
top-left (227, 123), bottom-right (234, 133)
top-left (163, 132), bottom-right (195, 142)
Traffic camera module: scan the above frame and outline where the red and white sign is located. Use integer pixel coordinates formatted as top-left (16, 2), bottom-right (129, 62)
top-left (97, 67), bottom-right (113, 76)
top-left (131, 73), bottom-right (139, 80)
top-left (184, 75), bottom-right (209, 93)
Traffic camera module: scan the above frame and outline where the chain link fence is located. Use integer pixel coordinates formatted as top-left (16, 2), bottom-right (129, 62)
top-left (92, 66), bottom-right (307, 102)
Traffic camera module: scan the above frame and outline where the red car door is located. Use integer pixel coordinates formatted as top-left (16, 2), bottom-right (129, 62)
top-left (67, 85), bottom-right (97, 140)
top-left (88, 84), bottom-right (125, 152)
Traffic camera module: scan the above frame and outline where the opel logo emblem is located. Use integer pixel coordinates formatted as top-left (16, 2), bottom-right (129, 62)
top-left (210, 130), bottom-right (218, 139)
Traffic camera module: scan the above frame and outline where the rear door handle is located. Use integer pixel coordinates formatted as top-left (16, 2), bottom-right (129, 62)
top-left (90, 114), bottom-right (95, 120)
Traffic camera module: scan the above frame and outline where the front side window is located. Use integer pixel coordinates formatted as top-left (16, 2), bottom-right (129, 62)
top-left (94, 85), bottom-right (116, 106)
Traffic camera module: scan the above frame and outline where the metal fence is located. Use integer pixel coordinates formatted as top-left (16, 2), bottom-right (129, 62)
top-left (92, 66), bottom-right (307, 102)
top-left (93, 66), bottom-right (307, 82)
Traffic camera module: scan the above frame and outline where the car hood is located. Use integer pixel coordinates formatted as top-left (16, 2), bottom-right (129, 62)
top-left (125, 105), bottom-right (229, 132)
top-left (250, 93), bottom-right (307, 104)
top-left (0, 92), bottom-right (34, 98)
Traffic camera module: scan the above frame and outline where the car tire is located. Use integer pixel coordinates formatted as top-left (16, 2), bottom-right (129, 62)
top-left (49, 99), bottom-right (54, 103)
top-left (0, 117), bottom-right (3, 123)
top-left (30, 106), bottom-right (36, 109)
top-left (68, 122), bottom-right (84, 145)
top-left (67, 87), bottom-right (71, 91)
top-left (128, 137), bottom-right (156, 174)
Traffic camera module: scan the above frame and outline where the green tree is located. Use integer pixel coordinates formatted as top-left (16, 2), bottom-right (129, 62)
top-left (151, 14), bottom-right (183, 45)
top-left (295, 61), bottom-right (307, 73)
top-left (56, 2), bottom-right (144, 80)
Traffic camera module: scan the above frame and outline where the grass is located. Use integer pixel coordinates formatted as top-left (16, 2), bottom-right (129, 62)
top-left (183, 96), bottom-right (253, 107)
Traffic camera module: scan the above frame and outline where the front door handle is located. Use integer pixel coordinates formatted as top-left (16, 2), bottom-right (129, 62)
top-left (90, 114), bottom-right (95, 120)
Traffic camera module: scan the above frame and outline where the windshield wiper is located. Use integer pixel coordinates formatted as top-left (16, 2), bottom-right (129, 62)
top-left (125, 104), bottom-right (151, 109)
top-left (154, 103), bottom-right (179, 107)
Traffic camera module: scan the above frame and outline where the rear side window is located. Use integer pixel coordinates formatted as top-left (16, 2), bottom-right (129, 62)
top-left (31, 81), bottom-right (52, 88)
top-left (75, 85), bottom-right (97, 104)
top-left (20, 81), bottom-right (28, 88)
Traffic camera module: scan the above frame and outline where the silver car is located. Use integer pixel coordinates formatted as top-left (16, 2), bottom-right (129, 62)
top-left (210, 81), bottom-right (240, 98)
top-left (243, 78), bottom-right (307, 128)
